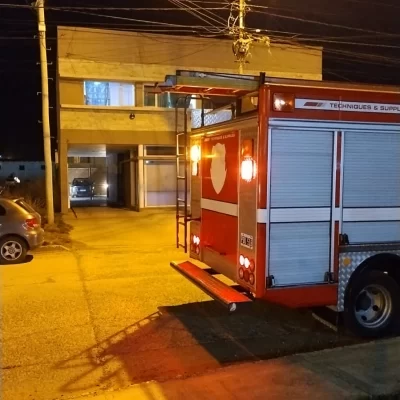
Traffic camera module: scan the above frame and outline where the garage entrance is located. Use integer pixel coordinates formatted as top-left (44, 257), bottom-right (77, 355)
top-left (66, 144), bottom-right (182, 211)
top-left (68, 146), bottom-right (107, 208)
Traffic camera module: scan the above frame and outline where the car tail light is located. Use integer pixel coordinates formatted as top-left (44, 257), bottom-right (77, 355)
top-left (25, 217), bottom-right (40, 229)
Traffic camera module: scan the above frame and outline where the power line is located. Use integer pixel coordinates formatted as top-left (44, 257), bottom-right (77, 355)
top-left (250, 8), bottom-right (397, 37)
top-left (2, 2), bottom-right (398, 39)
top-left (0, 4), bottom-right (229, 11)
top-left (2, 2), bottom-right (400, 75)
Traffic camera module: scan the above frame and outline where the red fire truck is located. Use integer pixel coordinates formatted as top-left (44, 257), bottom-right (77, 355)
top-left (166, 71), bottom-right (400, 338)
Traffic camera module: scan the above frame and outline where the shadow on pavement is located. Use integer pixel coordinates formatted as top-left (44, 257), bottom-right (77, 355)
top-left (54, 301), bottom-right (363, 396)
top-left (23, 254), bottom-right (34, 264)
top-left (0, 254), bottom-right (34, 266)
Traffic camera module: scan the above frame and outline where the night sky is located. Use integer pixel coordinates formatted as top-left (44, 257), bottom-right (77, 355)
top-left (0, 0), bottom-right (399, 160)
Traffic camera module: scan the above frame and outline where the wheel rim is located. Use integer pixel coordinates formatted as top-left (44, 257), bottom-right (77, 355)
top-left (354, 284), bottom-right (392, 329)
top-left (1, 241), bottom-right (23, 261)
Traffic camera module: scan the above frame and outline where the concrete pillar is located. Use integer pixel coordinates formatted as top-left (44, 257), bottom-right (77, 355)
top-left (59, 140), bottom-right (69, 214)
top-left (135, 83), bottom-right (144, 107)
top-left (123, 153), bottom-right (131, 208)
top-left (130, 149), bottom-right (137, 210)
top-left (138, 145), bottom-right (145, 209)
top-left (106, 154), bottom-right (118, 204)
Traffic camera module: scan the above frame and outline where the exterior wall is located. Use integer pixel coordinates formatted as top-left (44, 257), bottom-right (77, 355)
top-left (57, 27), bottom-right (322, 81)
top-left (59, 80), bottom-right (84, 105)
top-left (60, 106), bottom-right (180, 145)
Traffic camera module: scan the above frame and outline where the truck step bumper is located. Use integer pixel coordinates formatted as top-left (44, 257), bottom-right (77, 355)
top-left (170, 261), bottom-right (253, 312)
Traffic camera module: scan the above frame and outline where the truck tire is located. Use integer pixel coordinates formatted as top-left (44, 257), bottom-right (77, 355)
top-left (344, 270), bottom-right (400, 338)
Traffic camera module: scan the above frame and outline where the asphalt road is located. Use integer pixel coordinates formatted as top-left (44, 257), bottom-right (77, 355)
top-left (0, 208), bottom-right (362, 400)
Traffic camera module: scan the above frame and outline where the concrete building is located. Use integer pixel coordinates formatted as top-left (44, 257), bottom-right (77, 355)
top-left (56, 26), bottom-right (322, 213)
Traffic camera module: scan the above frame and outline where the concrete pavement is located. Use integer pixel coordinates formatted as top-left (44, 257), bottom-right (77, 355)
top-left (0, 207), bottom-right (368, 400)
top-left (71, 337), bottom-right (400, 400)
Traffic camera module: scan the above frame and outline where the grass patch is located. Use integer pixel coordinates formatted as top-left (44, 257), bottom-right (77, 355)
top-left (43, 214), bottom-right (73, 248)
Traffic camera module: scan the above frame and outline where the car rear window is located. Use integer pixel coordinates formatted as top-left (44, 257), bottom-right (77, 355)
top-left (15, 199), bottom-right (36, 214)
top-left (73, 179), bottom-right (91, 185)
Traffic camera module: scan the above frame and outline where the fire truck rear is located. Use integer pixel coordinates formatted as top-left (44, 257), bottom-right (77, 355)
top-left (167, 71), bottom-right (400, 338)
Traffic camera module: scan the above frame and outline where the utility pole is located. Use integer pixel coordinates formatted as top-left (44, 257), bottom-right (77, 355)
top-left (238, 0), bottom-right (246, 74)
top-left (230, 0), bottom-right (270, 74)
top-left (35, 0), bottom-right (54, 224)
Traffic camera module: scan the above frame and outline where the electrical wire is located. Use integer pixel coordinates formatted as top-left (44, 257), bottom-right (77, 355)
top-left (167, 0), bottom-right (228, 35)
top-left (0, 4), bottom-right (228, 11)
top-left (1, 1), bottom-right (400, 77)
top-left (2, 2), bottom-right (398, 39)
top-left (251, 9), bottom-right (396, 37)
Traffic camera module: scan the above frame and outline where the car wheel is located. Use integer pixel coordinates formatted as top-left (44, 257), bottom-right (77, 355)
top-left (344, 270), bottom-right (400, 338)
top-left (0, 236), bottom-right (28, 265)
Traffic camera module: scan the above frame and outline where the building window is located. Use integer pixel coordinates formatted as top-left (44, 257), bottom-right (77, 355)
top-left (144, 86), bottom-right (156, 107)
top-left (41, 165), bottom-right (45, 170)
top-left (144, 85), bottom-right (193, 109)
top-left (84, 81), bottom-right (135, 106)
top-left (19, 165), bottom-right (25, 171)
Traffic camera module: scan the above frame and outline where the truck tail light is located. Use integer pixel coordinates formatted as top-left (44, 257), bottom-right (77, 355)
top-left (249, 259), bottom-right (255, 272)
top-left (190, 145), bottom-right (201, 162)
top-left (191, 234), bottom-right (201, 254)
top-left (241, 157), bottom-right (256, 182)
top-left (240, 139), bottom-right (256, 182)
top-left (239, 255), bottom-right (255, 285)
top-left (191, 145), bottom-right (201, 176)
top-left (249, 273), bottom-right (255, 285)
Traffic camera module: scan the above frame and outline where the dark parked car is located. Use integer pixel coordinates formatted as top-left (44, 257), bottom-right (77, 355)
top-left (0, 198), bottom-right (44, 264)
top-left (70, 178), bottom-right (94, 198)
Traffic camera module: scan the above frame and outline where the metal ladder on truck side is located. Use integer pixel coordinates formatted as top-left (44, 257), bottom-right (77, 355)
top-left (175, 95), bottom-right (205, 252)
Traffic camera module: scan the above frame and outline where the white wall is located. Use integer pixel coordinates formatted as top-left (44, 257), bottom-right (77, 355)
top-left (106, 154), bottom-right (118, 203)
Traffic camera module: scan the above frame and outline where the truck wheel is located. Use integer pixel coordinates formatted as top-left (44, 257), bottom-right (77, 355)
top-left (344, 270), bottom-right (400, 338)
top-left (0, 236), bottom-right (28, 265)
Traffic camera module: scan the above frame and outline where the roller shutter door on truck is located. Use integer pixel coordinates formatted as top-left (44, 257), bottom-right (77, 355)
top-left (342, 131), bottom-right (400, 243)
top-left (268, 129), bottom-right (334, 286)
